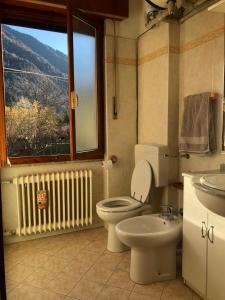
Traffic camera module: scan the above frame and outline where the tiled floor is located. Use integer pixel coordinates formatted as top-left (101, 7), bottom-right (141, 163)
top-left (4, 227), bottom-right (202, 300)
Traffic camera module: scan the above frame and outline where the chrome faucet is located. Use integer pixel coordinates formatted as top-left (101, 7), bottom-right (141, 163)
top-left (160, 205), bottom-right (174, 220)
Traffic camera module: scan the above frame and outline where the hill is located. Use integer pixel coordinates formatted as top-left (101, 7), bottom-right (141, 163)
top-left (2, 25), bottom-right (68, 111)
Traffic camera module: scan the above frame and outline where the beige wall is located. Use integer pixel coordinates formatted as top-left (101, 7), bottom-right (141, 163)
top-left (104, 19), bottom-right (137, 198)
top-left (179, 10), bottom-right (225, 175)
top-left (2, 1), bottom-right (225, 236)
top-left (1, 6), bottom-right (138, 236)
top-left (138, 21), bottom-right (180, 155)
top-left (137, 8), bottom-right (225, 209)
top-left (137, 21), bottom-right (180, 209)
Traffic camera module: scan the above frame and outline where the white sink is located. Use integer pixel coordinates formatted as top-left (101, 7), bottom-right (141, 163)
top-left (194, 174), bottom-right (225, 217)
top-left (200, 174), bottom-right (225, 191)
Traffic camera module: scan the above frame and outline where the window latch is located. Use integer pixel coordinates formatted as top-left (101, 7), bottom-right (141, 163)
top-left (71, 91), bottom-right (79, 109)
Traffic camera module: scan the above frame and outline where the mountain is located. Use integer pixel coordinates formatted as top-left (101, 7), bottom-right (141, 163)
top-left (2, 25), bottom-right (68, 111)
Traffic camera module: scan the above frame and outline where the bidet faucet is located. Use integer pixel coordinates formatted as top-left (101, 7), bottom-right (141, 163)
top-left (160, 205), bottom-right (174, 220)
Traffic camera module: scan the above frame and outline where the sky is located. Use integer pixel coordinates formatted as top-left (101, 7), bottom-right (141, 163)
top-left (9, 25), bottom-right (68, 55)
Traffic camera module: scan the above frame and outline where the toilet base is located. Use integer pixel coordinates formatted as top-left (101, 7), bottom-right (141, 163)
top-left (107, 223), bottom-right (128, 252)
top-left (130, 243), bottom-right (177, 284)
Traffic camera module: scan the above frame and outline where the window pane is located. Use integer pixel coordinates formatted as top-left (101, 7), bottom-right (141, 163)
top-left (2, 25), bottom-right (70, 157)
top-left (73, 17), bottom-right (98, 153)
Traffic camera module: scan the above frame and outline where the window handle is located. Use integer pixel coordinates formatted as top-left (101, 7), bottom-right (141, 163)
top-left (207, 225), bottom-right (214, 243)
top-left (71, 91), bottom-right (79, 109)
top-left (201, 221), bottom-right (207, 238)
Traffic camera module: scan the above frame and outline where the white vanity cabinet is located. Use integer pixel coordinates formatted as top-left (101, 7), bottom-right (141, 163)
top-left (183, 174), bottom-right (225, 300)
top-left (207, 214), bottom-right (225, 300)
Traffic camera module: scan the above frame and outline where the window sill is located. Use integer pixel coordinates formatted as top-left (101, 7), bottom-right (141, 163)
top-left (4, 157), bottom-right (104, 168)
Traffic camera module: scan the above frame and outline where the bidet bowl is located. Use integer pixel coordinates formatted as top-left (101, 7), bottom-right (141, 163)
top-left (116, 214), bottom-right (182, 248)
top-left (116, 214), bottom-right (182, 284)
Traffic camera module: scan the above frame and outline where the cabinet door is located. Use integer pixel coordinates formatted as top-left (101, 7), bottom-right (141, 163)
top-left (207, 214), bottom-right (225, 300)
top-left (182, 203), bottom-right (207, 296)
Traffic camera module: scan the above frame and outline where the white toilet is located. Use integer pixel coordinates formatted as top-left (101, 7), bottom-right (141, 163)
top-left (96, 144), bottom-right (169, 252)
top-left (97, 159), bottom-right (152, 252)
top-left (116, 214), bottom-right (182, 284)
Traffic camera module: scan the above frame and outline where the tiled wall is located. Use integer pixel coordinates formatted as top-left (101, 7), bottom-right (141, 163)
top-left (179, 10), bottom-right (225, 174)
top-left (138, 22), bottom-right (180, 155)
top-left (104, 20), bottom-right (137, 198)
top-left (137, 22), bottom-right (180, 209)
top-left (137, 8), bottom-right (225, 208)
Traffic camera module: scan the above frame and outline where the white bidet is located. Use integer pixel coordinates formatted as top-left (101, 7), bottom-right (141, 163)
top-left (116, 214), bottom-right (182, 284)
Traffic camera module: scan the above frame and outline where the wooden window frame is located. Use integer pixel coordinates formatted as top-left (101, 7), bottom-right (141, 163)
top-left (0, 4), bottom-right (105, 165)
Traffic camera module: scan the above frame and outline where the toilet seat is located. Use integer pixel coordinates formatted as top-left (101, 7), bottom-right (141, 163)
top-left (97, 160), bottom-right (152, 214)
top-left (96, 196), bottom-right (142, 213)
top-left (131, 160), bottom-right (152, 203)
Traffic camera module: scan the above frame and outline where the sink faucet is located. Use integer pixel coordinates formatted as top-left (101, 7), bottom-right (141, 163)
top-left (160, 205), bottom-right (174, 220)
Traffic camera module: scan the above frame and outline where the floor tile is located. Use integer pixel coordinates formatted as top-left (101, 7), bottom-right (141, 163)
top-left (76, 250), bottom-right (102, 265)
top-left (68, 278), bottom-right (104, 300)
top-left (6, 263), bottom-right (33, 283)
top-left (84, 227), bottom-right (108, 241)
top-left (107, 269), bottom-right (135, 291)
top-left (41, 256), bottom-right (69, 273)
top-left (84, 263), bottom-right (113, 284)
top-left (161, 279), bottom-right (193, 300)
top-left (63, 259), bottom-right (91, 277)
top-left (97, 285), bottom-right (130, 300)
top-left (47, 272), bottom-right (79, 295)
top-left (22, 253), bottom-right (50, 268)
top-left (23, 266), bottom-right (58, 289)
top-left (128, 292), bottom-right (155, 300)
top-left (96, 253), bottom-right (123, 270)
top-left (133, 281), bottom-right (166, 298)
top-left (54, 245), bottom-right (83, 260)
top-left (117, 256), bottom-right (130, 273)
top-left (85, 239), bottom-right (107, 254)
top-left (7, 283), bottom-right (65, 300)
top-left (5, 279), bottom-right (19, 293)
top-left (4, 228), bottom-right (197, 300)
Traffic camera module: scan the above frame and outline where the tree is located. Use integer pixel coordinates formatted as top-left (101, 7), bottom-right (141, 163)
top-left (5, 97), bottom-right (63, 156)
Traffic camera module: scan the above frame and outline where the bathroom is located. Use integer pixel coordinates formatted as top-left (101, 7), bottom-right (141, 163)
top-left (0, 0), bottom-right (225, 299)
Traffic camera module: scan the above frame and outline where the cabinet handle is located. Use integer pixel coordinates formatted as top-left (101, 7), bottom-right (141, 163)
top-left (207, 226), bottom-right (214, 243)
top-left (201, 221), bottom-right (207, 238)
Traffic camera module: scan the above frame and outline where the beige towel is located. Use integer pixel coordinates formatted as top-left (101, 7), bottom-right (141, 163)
top-left (179, 92), bottom-right (216, 153)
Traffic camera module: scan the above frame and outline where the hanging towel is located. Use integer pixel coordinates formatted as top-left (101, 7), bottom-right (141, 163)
top-left (179, 92), bottom-right (216, 154)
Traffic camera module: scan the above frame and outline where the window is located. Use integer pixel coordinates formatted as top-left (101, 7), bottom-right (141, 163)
top-left (0, 8), bottom-right (104, 165)
top-left (2, 25), bottom-right (70, 158)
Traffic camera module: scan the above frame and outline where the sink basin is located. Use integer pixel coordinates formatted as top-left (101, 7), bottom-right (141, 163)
top-left (200, 174), bottom-right (225, 191)
top-left (194, 174), bottom-right (225, 217)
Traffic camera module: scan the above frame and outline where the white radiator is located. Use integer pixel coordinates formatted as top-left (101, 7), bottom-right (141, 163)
top-left (13, 170), bottom-right (93, 236)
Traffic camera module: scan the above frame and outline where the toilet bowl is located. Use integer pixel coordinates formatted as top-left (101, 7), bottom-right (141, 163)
top-left (116, 214), bottom-right (182, 284)
top-left (96, 160), bottom-right (152, 252)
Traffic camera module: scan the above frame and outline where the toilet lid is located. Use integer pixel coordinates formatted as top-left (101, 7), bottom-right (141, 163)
top-left (131, 160), bottom-right (152, 203)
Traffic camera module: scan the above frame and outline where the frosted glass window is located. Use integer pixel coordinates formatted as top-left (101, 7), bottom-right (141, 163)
top-left (73, 17), bottom-right (98, 153)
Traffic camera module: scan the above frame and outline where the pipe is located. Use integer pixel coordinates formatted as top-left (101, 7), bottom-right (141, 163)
top-left (1, 180), bottom-right (13, 184)
top-left (180, 0), bottom-right (218, 23)
top-left (3, 230), bottom-right (16, 236)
